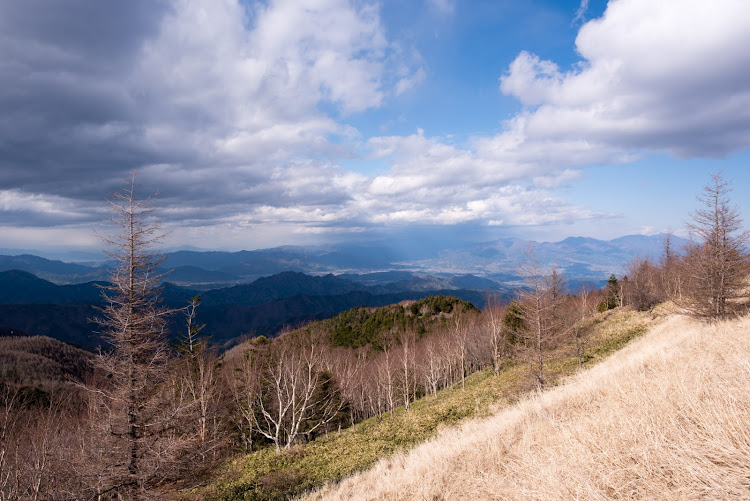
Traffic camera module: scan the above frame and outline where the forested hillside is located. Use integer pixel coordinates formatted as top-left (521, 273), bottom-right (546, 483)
top-left (0, 269), bottom-right (491, 349)
top-left (316, 295), bottom-right (479, 349)
top-left (0, 335), bottom-right (93, 388)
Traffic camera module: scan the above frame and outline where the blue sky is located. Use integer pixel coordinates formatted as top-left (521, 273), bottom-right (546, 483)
top-left (1, 0), bottom-right (749, 253)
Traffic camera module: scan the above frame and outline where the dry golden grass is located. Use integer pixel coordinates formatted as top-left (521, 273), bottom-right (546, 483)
top-left (306, 314), bottom-right (750, 500)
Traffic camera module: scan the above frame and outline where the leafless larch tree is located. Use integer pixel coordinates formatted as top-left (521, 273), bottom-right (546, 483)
top-left (87, 172), bottom-right (182, 500)
top-left (682, 172), bottom-right (749, 320)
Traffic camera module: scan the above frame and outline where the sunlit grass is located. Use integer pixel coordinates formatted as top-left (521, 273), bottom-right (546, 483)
top-left (190, 307), bottom-right (657, 500)
top-left (308, 311), bottom-right (750, 501)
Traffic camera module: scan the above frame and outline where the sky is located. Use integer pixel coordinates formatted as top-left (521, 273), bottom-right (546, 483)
top-left (1, 0), bottom-right (750, 254)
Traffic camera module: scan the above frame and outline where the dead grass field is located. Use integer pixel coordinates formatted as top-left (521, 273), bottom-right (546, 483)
top-left (307, 314), bottom-right (750, 500)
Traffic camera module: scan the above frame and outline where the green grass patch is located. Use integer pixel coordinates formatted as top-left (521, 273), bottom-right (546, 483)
top-left (190, 307), bottom-right (658, 501)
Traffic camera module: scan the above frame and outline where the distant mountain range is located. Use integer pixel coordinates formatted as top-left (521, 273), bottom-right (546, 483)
top-left (0, 270), bottom-right (499, 350)
top-left (0, 234), bottom-right (683, 287)
top-left (0, 254), bottom-right (111, 284)
top-left (0, 233), bottom-right (682, 350)
top-left (412, 234), bottom-right (684, 281)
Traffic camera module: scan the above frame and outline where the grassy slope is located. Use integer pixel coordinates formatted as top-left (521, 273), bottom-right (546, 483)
top-left (192, 307), bottom-right (658, 501)
top-left (308, 311), bottom-right (750, 500)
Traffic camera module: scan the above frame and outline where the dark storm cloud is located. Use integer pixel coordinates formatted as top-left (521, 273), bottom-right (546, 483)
top-left (0, 0), bottom-right (391, 224)
top-left (0, 1), bottom-right (167, 65)
top-left (0, 0), bottom-right (172, 199)
top-left (0, 0), bottom-right (318, 211)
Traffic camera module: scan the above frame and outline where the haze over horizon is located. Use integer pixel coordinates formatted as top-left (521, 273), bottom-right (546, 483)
top-left (2, 0), bottom-right (749, 254)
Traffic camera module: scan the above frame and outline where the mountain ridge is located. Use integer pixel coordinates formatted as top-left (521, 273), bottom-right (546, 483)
top-left (0, 270), bottom-right (495, 350)
top-left (0, 233), bottom-right (685, 286)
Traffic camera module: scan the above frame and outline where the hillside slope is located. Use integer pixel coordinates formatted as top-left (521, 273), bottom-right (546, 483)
top-left (196, 308), bottom-right (657, 500)
top-left (0, 335), bottom-right (94, 387)
top-left (308, 314), bottom-right (750, 500)
top-left (0, 269), bottom-right (490, 349)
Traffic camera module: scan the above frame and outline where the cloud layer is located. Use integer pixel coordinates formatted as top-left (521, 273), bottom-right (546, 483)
top-left (500, 0), bottom-right (750, 158)
top-left (1, 0), bottom-right (749, 249)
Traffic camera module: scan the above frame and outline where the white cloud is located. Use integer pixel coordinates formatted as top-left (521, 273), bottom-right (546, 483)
top-left (351, 0), bottom-right (750, 232)
top-left (124, 0), bottom-right (750, 238)
top-left (532, 169), bottom-right (582, 189)
top-left (572, 0), bottom-right (590, 25)
top-left (500, 52), bottom-right (567, 107)
top-left (500, 0), bottom-right (750, 157)
top-left (0, 189), bottom-right (95, 224)
top-left (326, 0), bottom-right (750, 233)
top-left (428, 0), bottom-right (455, 15)
top-left (3, 0), bottom-right (749, 249)
top-left (134, 0), bottom-right (391, 160)
top-left (395, 67), bottom-right (426, 96)
top-left (0, 226), bottom-right (101, 250)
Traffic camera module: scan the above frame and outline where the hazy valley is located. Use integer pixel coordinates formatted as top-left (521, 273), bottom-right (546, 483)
top-left (0, 233), bottom-right (678, 351)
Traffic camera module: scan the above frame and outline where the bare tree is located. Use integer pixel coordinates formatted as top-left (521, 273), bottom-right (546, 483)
top-left (88, 173), bottom-right (180, 499)
top-left (420, 336), bottom-right (444, 398)
top-left (175, 296), bottom-right (224, 461)
top-left (572, 283), bottom-right (594, 369)
top-left (254, 329), bottom-right (343, 451)
top-left (328, 348), bottom-right (366, 425)
top-left (518, 248), bottom-right (546, 391)
top-left (625, 257), bottom-right (661, 312)
top-left (451, 305), bottom-right (477, 391)
top-left (452, 314), bottom-right (471, 391)
top-left (517, 246), bottom-right (565, 391)
top-left (484, 296), bottom-right (507, 376)
top-left (227, 340), bottom-right (263, 454)
top-left (659, 232), bottom-right (684, 300)
top-left (682, 173), bottom-right (749, 319)
top-left (363, 359), bottom-right (385, 419)
top-left (376, 340), bottom-right (397, 416)
top-left (0, 380), bottom-right (100, 500)
top-left (396, 329), bottom-right (417, 410)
